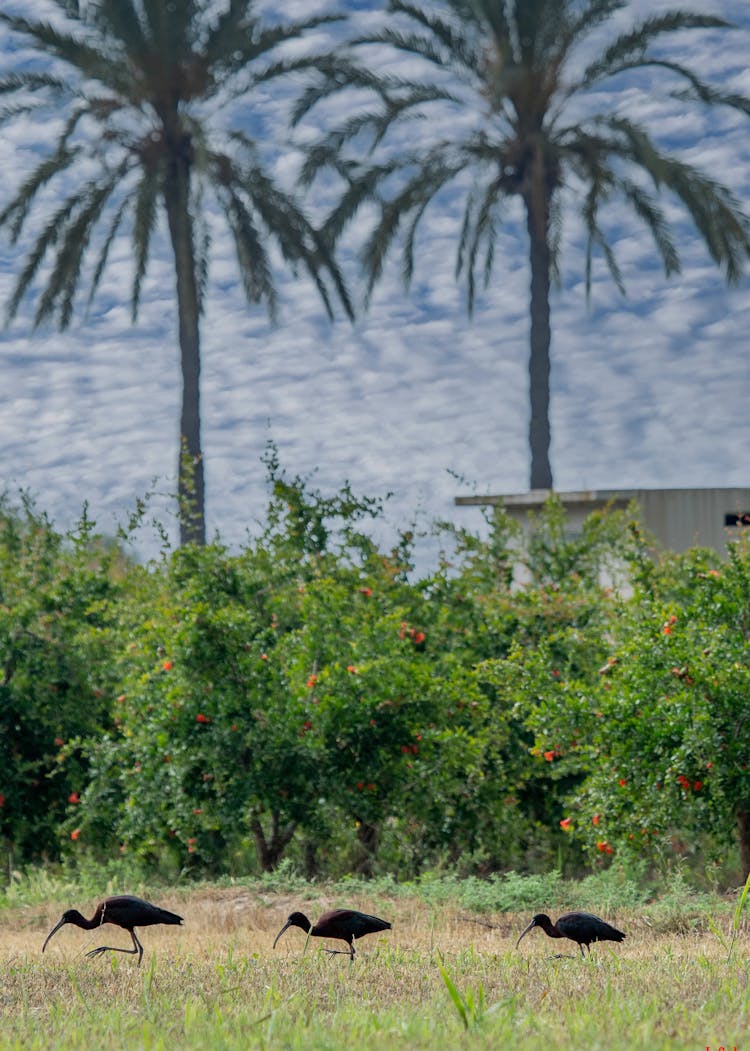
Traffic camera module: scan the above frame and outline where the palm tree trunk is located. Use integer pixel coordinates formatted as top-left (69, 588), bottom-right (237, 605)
top-left (163, 138), bottom-right (206, 546)
top-left (524, 154), bottom-right (553, 492)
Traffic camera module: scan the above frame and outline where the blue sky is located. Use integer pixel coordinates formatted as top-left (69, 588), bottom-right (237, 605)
top-left (0, 0), bottom-right (749, 568)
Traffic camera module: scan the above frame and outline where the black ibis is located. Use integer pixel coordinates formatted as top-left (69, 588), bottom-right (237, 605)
top-left (42, 895), bottom-right (183, 966)
top-left (516, 911), bottom-right (625, 958)
top-left (273, 908), bottom-right (391, 960)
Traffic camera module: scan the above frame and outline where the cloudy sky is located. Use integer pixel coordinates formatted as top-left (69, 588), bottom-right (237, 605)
top-left (1, 0), bottom-right (749, 570)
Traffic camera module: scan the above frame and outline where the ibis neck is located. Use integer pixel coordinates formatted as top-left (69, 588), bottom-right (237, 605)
top-left (71, 910), bottom-right (101, 931)
top-left (539, 917), bottom-right (563, 938)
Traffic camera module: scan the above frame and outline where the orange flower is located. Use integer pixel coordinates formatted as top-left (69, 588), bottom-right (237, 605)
top-left (162, 660), bottom-right (173, 671)
top-left (70, 828), bottom-right (81, 841)
top-left (596, 840), bottom-right (614, 854)
top-left (592, 813), bottom-right (601, 826)
top-left (358, 587), bottom-right (373, 597)
top-left (307, 675), bottom-right (318, 688)
top-left (543, 750), bottom-right (557, 762)
top-left (559, 817), bottom-right (572, 831)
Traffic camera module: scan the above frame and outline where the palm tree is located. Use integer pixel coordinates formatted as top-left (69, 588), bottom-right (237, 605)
top-left (0, 0), bottom-right (352, 545)
top-left (298, 0), bottom-right (750, 490)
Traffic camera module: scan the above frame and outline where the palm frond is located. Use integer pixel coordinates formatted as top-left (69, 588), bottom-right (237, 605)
top-left (210, 14), bottom-right (344, 82)
top-left (385, 0), bottom-right (481, 72)
top-left (582, 179), bottom-right (625, 298)
top-left (463, 176), bottom-right (502, 315)
top-left (131, 168), bottom-right (159, 320)
top-left (5, 195), bottom-right (77, 324)
top-left (0, 145), bottom-right (80, 240)
top-left (236, 166), bottom-right (334, 310)
top-left (0, 72), bottom-right (68, 97)
top-left (0, 13), bottom-right (120, 86)
top-left (352, 26), bottom-right (479, 78)
top-left (320, 159), bottom-right (405, 247)
top-left (671, 83), bottom-right (750, 119)
top-left (34, 170), bottom-right (125, 328)
top-left (86, 193), bottom-right (133, 310)
top-left (221, 185), bottom-right (278, 320)
top-left (289, 59), bottom-right (394, 127)
top-left (580, 11), bottom-right (731, 89)
top-left (617, 179), bottom-right (680, 277)
top-left (362, 156), bottom-right (465, 300)
top-left (96, 0), bottom-right (150, 64)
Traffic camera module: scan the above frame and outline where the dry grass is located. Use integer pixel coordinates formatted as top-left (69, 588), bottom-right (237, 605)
top-left (1, 887), bottom-right (748, 1049)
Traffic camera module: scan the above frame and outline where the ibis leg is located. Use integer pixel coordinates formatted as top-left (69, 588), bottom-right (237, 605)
top-left (85, 929), bottom-right (144, 966)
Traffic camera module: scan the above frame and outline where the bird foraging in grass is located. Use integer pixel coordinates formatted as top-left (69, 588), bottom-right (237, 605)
top-left (516, 911), bottom-right (625, 957)
top-left (273, 908), bottom-right (391, 959)
top-left (42, 895), bottom-right (183, 966)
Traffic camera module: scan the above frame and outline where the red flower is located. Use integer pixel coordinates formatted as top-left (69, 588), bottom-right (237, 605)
top-left (196, 713), bottom-right (211, 724)
top-left (307, 675), bottom-right (317, 688)
top-left (401, 745), bottom-right (410, 753)
top-left (0, 794), bottom-right (5, 808)
top-left (356, 781), bottom-right (364, 791)
top-left (358, 587), bottom-right (373, 597)
top-left (543, 750), bottom-right (557, 762)
top-left (693, 780), bottom-right (703, 791)
top-left (116, 694), bottom-right (126, 703)
top-left (54, 737), bottom-right (64, 747)
top-left (68, 792), bottom-right (80, 804)
top-left (411, 630), bottom-right (426, 645)
top-left (662, 625), bottom-right (672, 635)
top-left (70, 829), bottom-right (81, 841)
top-left (162, 660), bottom-right (173, 671)
top-left (619, 778), bottom-right (627, 787)
top-left (347, 665), bottom-right (357, 673)
top-left (592, 813), bottom-right (601, 827)
top-left (560, 817), bottom-right (572, 831)
top-left (596, 840), bottom-right (614, 855)
top-left (260, 653), bottom-right (268, 661)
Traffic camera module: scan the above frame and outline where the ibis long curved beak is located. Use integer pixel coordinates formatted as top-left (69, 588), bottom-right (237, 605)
top-left (272, 919), bottom-right (292, 950)
top-left (42, 916), bottom-right (68, 954)
top-left (515, 918), bottom-right (538, 950)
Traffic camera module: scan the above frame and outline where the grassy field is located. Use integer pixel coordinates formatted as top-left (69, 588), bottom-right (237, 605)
top-left (1, 873), bottom-right (748, 1049)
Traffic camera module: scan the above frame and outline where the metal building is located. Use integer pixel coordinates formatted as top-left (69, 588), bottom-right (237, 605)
top-left (455, 488), bottom-right (750, 554)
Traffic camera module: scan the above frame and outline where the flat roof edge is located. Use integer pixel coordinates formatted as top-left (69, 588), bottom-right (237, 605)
top-left (455, 487), bottom-right (750, 509)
